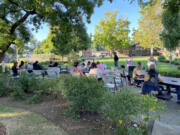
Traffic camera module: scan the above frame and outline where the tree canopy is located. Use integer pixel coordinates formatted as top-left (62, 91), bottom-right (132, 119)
top-left (39, 24), bottom-right (91, 57)
top-left (0, 0), bottom-right (113, 62)
top-left (133, 0), bottom-right (163, 56)
top-left (93, 10), bottom-right (130, 51)
top-left (160, 0), bottom-right (180, 51)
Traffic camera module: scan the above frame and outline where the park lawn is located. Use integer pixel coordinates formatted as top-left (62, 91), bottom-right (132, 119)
top-left (0, 105), bottom-right (67, 135)
top-left (97, 57), bottom-right (180, 77)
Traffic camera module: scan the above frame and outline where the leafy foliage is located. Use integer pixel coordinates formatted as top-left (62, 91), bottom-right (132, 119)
top-left (103, 88), bottom-right (166, 135)
top-left (0, 0), bottom-right (112, 61)
top-left (41, 24), bottom-right (91, 57)
top-left (133, 0), bottom-right (163, 55)
top-left (60, 75), bottom-right (106, 118)
top-left (160, 0), bottom-right (180, 51)
top-left (93, 10), bottom-right (130, 51)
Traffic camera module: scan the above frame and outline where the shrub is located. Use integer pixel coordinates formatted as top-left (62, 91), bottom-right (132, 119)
top-left (10, 84), bottom-right (26, 100)
top-left (60, 75), bottom-right (106, 118)
top-left (158, 55), bottom-right (166, 62)
top-left (0, 74), bottom-right (12, 97)
top-left (103, 88), bottom-right (165, 135)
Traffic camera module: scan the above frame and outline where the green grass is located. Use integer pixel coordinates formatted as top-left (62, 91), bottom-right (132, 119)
top-left (0, 105), bottom-right (68, 135)
top-left (97, 57), bottom-right (180, 77)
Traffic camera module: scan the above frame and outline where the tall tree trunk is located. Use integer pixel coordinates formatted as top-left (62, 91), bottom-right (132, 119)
top-left (0, 52), bottom-right (5, 63)
top-left (150, 44), bottom-right (154, 56)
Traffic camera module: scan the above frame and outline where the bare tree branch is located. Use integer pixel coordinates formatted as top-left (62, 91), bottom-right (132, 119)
top-left (10, 10), bottom-right (36, 34)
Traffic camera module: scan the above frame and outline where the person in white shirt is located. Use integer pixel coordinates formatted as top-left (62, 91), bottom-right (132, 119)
top-left (88, 63), bottom-right (102, 81)
top-left (52, 62), bottom-right (60, 77)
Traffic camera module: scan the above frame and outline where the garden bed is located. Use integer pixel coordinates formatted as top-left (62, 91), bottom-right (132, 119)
top-left (0, 97), bottom-right (113, 135)
top-left (0, 123), bottom-right (6, 135)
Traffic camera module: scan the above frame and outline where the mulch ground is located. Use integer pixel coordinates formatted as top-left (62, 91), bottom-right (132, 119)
top-left (0, 123), bottom-right (6, 135)
top-left (0, 96), bottom-right (114, 135)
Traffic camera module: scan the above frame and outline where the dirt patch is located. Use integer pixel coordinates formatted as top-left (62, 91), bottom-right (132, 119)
top-left (0, 96), bottom-right (113, 135)
top-left (0, 123), bottom-right (6, 135)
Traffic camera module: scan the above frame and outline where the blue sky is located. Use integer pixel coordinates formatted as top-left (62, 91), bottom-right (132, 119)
top-left (32, 0), bottom-right (141, 41)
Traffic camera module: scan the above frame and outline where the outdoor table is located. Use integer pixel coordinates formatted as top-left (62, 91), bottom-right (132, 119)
top-left (160, 76), bottom-right (180, 95)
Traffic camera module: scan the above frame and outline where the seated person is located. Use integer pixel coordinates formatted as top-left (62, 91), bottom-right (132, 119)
top-left (176, 87), bottom-right (180, 104)
top-left (52, 62), bottom-right (60, 77)
top-left (12, 61), bottom-right (19, 76)
top-left (119, 65), bottom-right (130, 83)
top-left (79, 63), bottom-right (87, 74)
top-left (97, 62), bottom-right (106, 75)
top-left (142, 64), bottom-right (163, 95)
top-left (133, 62), bottom-right (145, 86)
top-left (88, 63), bottom-right (102, 81)
top-left (33, 61), bottom-right (42, 70)
top-left (48, 61), bottom-right (54, 67)
top-left (19, 61), bottom-right (26, 70)
top-left (102, 62), bottom-right (107, 70)
top-left (72, 61), bottom-right (83, 76)
top-left (86, 61), bottom-right (91, 72)
top-left (27, 61), bottom-right (33, 73)
top-left (147, 56), bottom-right (156, 69)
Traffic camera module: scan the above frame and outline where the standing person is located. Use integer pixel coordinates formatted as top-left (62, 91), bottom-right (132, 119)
top-left (12, 61), bottom-right (19, 76)
top-left (126, 55), bottom-right (132, 68)
top-left (113, 52), bottom-right (119, 68)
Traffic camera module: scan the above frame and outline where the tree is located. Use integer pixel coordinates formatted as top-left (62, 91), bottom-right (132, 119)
top-left (133, 0), bottom-right (163, 56)
top-left (40, 24), bottom-right (91, 58)
top-left (0, 0), bottom-right (113, 62)
top-left (161, 0), bottom-right (180, 51)
top-left (93, 10), bottom-right (130, 51)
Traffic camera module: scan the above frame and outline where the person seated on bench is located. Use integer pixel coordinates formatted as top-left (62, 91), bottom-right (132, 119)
top-left (27, 61), bottom-right (33, 73)
top-left (142, 64), bottom-right (163, 95)
top-left (88, 62), bottom-right (103, 81)
top-left (176, 87), bottom-right (180, 104)
top-left (86, 61), bottom-right (91, 72)
top-left (120, 65), bottom-right (131, 85)
top-left (19, 61), bottom-right (26, 70)
top-left (12, 61), bottom-right (19, 76)
top-left (79, 63), bottom-right (88, 75)
top-left (52, 62), bottom-right (60, 77)
top-left (33, 61), bottom-right (43, 70)
top-left (48, 61), bottom-right (54, 67)
top-left (72, 61), bottom-right (83, 76)
top-left (97, 61), bottom-right (106, 75)
top-left (133, 62), bottom-right (145, 86)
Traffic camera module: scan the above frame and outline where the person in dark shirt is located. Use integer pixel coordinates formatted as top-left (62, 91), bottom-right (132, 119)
top-left (12, 61), bottom-right (19, 76)
top-left (48, 61), bottom-right (54, 67)
top-left (113, 52), bottom-right (119, 67)
top-left (19, 61), bottom-right (26, 70)
top-left (142, 64), bottom-right (163, 95)
top-left (33, 61), bottom-right (42, 70)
